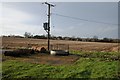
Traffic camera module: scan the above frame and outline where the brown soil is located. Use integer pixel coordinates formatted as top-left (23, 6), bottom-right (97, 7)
top-left (2, 53), bottom-right (80, 65)
top-left (1, 37), bottom-right (119, 65)
top-left (1, 37), bottom-right (119, 52)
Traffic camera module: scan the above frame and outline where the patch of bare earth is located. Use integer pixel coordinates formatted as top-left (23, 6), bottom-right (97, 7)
top-left (3, 54), bottom-right (80, 65)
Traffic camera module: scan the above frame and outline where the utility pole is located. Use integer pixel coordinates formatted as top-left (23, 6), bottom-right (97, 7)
top-left (43, 2), bottom-right (55, 51)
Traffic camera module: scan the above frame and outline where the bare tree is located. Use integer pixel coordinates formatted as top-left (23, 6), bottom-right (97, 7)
top-left (24, 32), bottom-right (32, 38)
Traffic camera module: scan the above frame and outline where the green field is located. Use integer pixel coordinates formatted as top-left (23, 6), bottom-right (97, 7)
top-left (2, 51), bottom-right (120, 79)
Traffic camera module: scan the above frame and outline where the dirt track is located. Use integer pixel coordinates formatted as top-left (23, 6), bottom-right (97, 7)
top-left (1, 37), bottom-right (119, 52)
top-left (21, 54), bottom-right (79, 65)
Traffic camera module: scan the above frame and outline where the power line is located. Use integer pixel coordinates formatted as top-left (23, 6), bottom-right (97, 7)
top-left (52, 13), bottom-right (118, 25)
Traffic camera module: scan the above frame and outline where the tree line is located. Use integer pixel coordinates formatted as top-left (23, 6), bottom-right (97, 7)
top-left (2, 32), bottom-right (120, 43)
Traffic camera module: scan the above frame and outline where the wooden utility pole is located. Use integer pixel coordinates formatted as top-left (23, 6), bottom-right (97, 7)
top-left (43, 2), bottom-right (55, 51)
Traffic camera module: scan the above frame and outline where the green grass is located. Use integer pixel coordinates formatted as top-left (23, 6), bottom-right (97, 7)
top-left (70, 50), bottom-right (119, 61)
top-left (70, 50), bottom-right (119, 56)
top-left (2, 55), bottom-right (119, 79)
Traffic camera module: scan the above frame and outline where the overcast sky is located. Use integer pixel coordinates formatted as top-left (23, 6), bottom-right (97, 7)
top-left (1, 1), bottom-right (119, 39)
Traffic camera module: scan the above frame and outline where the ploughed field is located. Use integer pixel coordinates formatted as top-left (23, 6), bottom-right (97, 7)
top-left (1, 37), bottom-right (120, 79)
top-left (1, 37), bottom-right (119, 52)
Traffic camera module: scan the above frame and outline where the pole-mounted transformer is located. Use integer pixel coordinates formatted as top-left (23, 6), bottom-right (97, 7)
top-left (43, 22), bottom-right (48, 31)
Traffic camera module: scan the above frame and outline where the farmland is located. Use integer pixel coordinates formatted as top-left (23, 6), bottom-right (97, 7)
top-left (1, 37), bottom-right (119, 52)
top-left (1, 37), bottom-right (120, 79)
